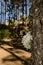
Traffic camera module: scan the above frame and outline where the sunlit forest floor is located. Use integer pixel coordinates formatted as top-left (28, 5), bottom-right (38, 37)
top-left (0, 21), bottom-right (32, 65)
top-left (0, 38), bottom-right (31, 65)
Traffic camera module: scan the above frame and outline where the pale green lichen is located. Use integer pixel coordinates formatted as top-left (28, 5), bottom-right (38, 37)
top-left (22, 31), bottom-right (33, 50)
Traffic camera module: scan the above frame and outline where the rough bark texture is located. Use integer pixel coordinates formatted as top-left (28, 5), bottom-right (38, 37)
top-left (32, 18), bottom-right (43, 65)
top-left (30, 0), bottom-right (43, 65)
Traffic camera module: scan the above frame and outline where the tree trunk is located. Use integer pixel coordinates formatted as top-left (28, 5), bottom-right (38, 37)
top-left (31, 18), bottom-right (43, 65)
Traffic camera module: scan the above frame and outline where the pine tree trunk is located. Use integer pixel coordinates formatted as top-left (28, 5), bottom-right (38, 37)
top-left (31, 18), bottom-right (43, 65)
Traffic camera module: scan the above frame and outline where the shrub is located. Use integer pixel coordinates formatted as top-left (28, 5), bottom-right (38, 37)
top-left (0, 29), bottom-right (11, 39)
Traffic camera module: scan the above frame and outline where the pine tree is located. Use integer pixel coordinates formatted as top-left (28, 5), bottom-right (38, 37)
top-left (30, 0), bottom-right (43, 65)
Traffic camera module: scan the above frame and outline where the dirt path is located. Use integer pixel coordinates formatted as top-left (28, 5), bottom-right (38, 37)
top-left (0, 44), bottom-right (31, 65)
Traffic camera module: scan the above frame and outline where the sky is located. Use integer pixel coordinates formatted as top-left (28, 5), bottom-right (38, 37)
top-left (0, 0), bottom-right (32, 22)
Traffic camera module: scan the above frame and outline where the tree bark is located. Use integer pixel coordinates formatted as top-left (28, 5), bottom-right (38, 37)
top-left (31, 18), bottom-right (43, 65)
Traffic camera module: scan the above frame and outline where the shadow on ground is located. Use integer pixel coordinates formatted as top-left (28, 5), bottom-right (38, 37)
top-left (0, 38), bottom-right (32, 65)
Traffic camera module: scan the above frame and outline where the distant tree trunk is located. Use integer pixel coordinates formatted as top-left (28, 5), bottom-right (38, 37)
top-left (31, 18), bottom-right (43, 65)
top-left (22, 0), bottom-right (24, 17)
top-left (4, 0), bottom-right (7, 22)
top-left (18, 4), bottom-right (20, 20)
